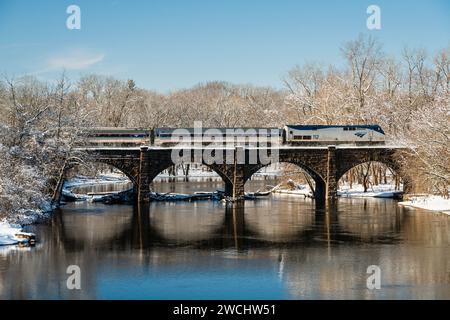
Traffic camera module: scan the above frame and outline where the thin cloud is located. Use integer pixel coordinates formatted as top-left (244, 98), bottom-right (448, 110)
top-left (48, 52), bottom-right (105, 70)
top-left (23, 51), bottom-right (106, 77)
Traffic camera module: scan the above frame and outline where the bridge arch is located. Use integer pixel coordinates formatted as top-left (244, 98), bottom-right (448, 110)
top-left (64, 159), bottom-right (139, 188)
top-left (333, 148), bottom-right (413, 194)
top-left (337, 159), bottom-right (408, 193)
top-left (244, 161), bottom-right (327, 199)
top-left (94, 160), bottom-right (138, 186)
top-left (147, 161), bottom-right (234, 190)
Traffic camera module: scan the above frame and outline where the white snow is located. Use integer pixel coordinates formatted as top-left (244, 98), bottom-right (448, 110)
top-left (156, 168), bottom-right (221, 179)
top-left (63, 173), bottom-right (130, 188)
top-left (273, 188), bottom-right (312, 197)
top-left (272, 181), bottom-right (313, 197)
top-left (0, 221), bottom-right (25, 246)
top-left (338, 183), bottom-right (403, 198)
top-left (399, 195), bottom-right (450, 214)
top-left (156, 165), bottom-right (281, 179)
top-left (271, 183), bottom-right (402, 198)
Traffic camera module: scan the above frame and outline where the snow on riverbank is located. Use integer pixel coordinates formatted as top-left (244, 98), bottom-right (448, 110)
top-left (2, 202), bottom-right (53, 226)
top-left (62, 172), bottom-right (133, 202)
top-left (338, 183), bottom-right (403, 198)
top-left (157, 170), bottom-right (220, 179)
top-left (156, 165), bottom-right (282, 179)
top-left (273, 185), bottom-right (313, 197)
top-left (64, 172), bottom-right (130, 189)
top-left (0, 221), bottom-right (35, 246)
top-left (272, 183), bottom-right (402, 199)
top-left (0, 222), bottom-right (22, 246)
top-left (399, 196), bottom-right (450, 214)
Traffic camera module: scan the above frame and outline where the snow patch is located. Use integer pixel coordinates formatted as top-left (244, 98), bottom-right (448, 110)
top-left (338, 183), bottom-right (402, 198)
top-left (271, 183), bottom-right (402, 199)
top-left (0, 221), bottom-right (25, 246)
top-left (399, 196), bottom-right (450, 214)
top-left (64, 173), bottom-right (129, 189)
top-left (273, 186), bottom-right (312, 197)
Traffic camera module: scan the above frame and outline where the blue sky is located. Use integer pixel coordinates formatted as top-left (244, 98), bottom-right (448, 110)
top-left (0, 0), bottom-right (449, 92)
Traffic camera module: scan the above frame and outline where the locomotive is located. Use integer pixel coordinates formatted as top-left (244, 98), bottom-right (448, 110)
top-left (283, 124), bottom-right (385, 145)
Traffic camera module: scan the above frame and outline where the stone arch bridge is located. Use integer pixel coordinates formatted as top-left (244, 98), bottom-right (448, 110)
top-left (69, 145), bottom-right (411, 202)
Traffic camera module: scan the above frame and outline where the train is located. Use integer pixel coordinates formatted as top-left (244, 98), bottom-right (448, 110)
top-left (84, 124), bottom-right (385, 147)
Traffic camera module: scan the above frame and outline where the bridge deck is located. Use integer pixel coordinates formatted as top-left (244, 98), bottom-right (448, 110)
top-left (76, 145), bottom-right (407, 151)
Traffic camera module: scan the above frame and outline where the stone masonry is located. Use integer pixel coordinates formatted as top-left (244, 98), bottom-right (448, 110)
top-left (78, 145), bottom-right (411, 202)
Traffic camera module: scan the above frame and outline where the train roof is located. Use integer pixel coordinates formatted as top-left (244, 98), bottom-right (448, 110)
top-left (88, 127), bottom-right (151, 133)
top-left (285, 124), bottom-right (385, 133)
top-left (155, 127), bottom-right (281, 133)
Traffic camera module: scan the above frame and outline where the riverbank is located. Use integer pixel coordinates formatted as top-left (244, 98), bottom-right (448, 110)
top-left (0, 222), bottom-right (36, 247)
top-left (271, 182), bottom-right (403, 199)
top-left (63, 173), bottom-right (130, 189)
top-left (0, 205), bottom-right (51, 247)
top-left (0, 203), bottom-right (53, 227)
top-left (399, 195), bottom-right (450, 214)
top-left (338, 183), bottom-right (403, 199)
top-left (0, 222), bottom-right (22, 246)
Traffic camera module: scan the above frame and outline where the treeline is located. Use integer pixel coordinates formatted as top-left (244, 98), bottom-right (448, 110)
top-left (0, 34), bottom-right (449, 221)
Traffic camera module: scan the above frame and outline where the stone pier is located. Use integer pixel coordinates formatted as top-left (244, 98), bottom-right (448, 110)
top-left (138, 146), bottom-right (151, 202)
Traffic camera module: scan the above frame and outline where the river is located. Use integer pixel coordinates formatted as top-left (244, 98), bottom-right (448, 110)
top-left (0, 179), bottom-right (449, 299)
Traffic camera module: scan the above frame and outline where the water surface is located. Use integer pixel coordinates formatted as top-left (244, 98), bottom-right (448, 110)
top-left (0, 180), bottom-right (449, 299)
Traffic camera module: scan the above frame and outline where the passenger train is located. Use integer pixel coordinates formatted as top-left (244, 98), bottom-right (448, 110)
top-left (84, 124), bottom-right (385, 147)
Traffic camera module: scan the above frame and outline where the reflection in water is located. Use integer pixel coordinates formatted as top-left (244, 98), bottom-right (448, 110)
top-left (243, 197), bottom-right (314, 243)
top-left (0, 180), bottom-right (449, 299)
top-left (60, 203), bottom-right (133, 246)
top-left (336, 198), bottom-right (404, 242)
top-left (148, 202), bottom-right (224, 243)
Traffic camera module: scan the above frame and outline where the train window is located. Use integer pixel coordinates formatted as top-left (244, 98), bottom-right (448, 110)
top-left (293, 135), bottom-right (312, 140)
top-left (344, 127), bottom-right (348, 131)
